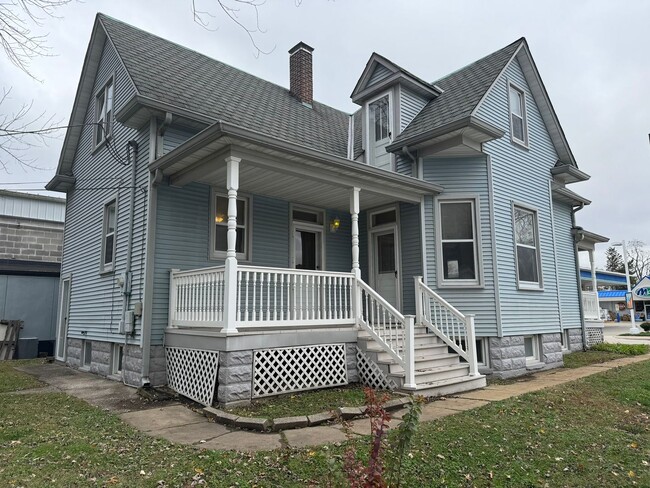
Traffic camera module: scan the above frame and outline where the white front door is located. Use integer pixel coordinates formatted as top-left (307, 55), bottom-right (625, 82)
top-left (372, 229), bottom-right (399, 309)
top-left (55, 278), bottom-right (71, 361)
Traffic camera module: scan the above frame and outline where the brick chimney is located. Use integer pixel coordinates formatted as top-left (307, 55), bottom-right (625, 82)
top-left (289, 42), bottom-right (314, 105)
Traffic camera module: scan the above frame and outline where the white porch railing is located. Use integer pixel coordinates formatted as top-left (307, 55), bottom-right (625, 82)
top-left (169, 265), bottom-right (355, 328)
top-left (582, 291), bottom-right (600, 321)
top-left (415, 276), bottom-right (479, 376)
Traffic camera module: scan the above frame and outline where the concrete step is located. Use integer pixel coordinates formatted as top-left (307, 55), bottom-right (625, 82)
top-left (402, 375), bottom-right (487, 398)
top-left (378, 353), bottom-right (460, 373)
top-left (358, 325), bottom-right (429, 337)
top-left (390, 363), bottom-right (470, 384)
top-left (361, 343), bottom-right (450, 361)
top-left (357, 332), bottom-right (443, 348)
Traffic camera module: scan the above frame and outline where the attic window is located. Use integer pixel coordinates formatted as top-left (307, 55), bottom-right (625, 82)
top-left (95, 79), bottom-right (114, 147)
top-left (508, 83), bottom-right (528, 147)
top-left (370, 95), bottom-right (390, 142)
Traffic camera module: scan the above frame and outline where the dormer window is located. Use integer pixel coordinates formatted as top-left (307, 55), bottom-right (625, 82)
top-left (508, 83), bottom-right (528, 147)
top-left (370, 95), bottom-right (390, 142)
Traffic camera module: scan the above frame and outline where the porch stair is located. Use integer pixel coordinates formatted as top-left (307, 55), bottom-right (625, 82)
top-left (357, 328), bottom-right (486, 397)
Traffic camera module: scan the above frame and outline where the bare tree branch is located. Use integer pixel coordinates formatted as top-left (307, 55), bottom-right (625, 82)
top-left (191, 0), bottom-right (275, 57)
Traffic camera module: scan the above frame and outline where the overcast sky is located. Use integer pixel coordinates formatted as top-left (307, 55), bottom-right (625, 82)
top-left (1, 0), bottom-right (649, 267)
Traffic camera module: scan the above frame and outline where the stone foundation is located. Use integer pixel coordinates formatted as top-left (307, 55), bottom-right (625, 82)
top-left (217, 350), bottom-right (253, 406)
top-left (541, 333), bottom-right (563, 367)
top-left (489, 333), bottom-right (564, 379)
top-left (345, 342), bottom-right (358, 383)
top-left (66, 338), bottom-right (82, 367)
top-left (568, 328), bottom-right (584, 351)
top-left (89, 341), bottom-right (112, 376)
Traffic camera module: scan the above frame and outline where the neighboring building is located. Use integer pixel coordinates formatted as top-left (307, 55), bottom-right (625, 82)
top-left (0, 190), bottom-right (66, 356)
top-left (47, 13), bottom-right (605, 405)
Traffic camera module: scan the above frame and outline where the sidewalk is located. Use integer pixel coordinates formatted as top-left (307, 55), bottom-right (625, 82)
top-left (15, 354), bottom-right (650, 452)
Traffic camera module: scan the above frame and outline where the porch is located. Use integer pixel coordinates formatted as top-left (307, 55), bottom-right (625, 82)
top-left (149, 123), bottom-right (485, 405)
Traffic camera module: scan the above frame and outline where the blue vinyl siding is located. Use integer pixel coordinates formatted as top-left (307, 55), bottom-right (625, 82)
top-left (399, 86), bottom-right (428, 132)
top-left (553, 200), bottom-right (581, 329)
top-left (163, 125), bottom-right (200, 155)
top-left (150, 187), bottom-right (353, 344)
top-left (399, 202), bottom-right (422, 315)
top-left (422, 156), bottom-right (498, 337)
top-left (367, 64), bottom-right (392, 86)
top-left (60, 38), bottom-right (148, 344)
top-left (395, 153), bottom-right (413, 177)
top-left (476, 57), bottom-right (562, 336)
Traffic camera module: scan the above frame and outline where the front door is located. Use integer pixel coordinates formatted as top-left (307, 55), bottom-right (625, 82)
top-left (55, 278), bottom-right (71, 361)
top-left (372, 229), bottom-right (399, 309)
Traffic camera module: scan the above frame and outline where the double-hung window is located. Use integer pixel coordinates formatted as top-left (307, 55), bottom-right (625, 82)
top-left (508, 83), bottom-right (527, 146)
top-left (101, 200), bottom-right (117, 272)
top-left (438, 198), bottom-right (480, 286)
top-left (95, 79), bottom-right (114, 146)
top-left (211, 192), bottom-right (249, 260)
top-left (370, 95), bottom-right (390, 142)
top-left (513, 205), bottom-right (541, 288)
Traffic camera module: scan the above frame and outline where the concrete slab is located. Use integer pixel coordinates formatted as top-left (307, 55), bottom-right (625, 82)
top-left (434, 397), bottom-right (490, 411)
top-left (154, 421), bottom-right (231, 445)
top-left (455, 388), bottom-right (520, 402)
top-left (284, 426), bottom-right (348, 448)
top-left (419, 406), bottom-right (457, 422)
top-left (120, 405), bottom-right (206, 432)
top-left (199, 430), bottom-right (282, 452)
top-left (336, 417), bottom-right (402, 436)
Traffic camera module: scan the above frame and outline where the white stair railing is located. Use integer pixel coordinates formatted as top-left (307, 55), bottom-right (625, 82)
top-left (415, 276), bottom-right (478, 376)
top-left (356, 278), bottom-right (416, 389)
top-left (581, 291), bottom-right (600, 321)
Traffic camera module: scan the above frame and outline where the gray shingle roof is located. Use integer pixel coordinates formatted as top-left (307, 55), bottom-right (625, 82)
top-left (392, 38), bottom-right (523, 146)
top-left (98, 14), bottom-right (351, 158)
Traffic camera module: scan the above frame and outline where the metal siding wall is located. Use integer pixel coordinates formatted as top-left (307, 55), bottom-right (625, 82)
top-left (60, 39), bottom-right (147, 343)
top-left (399, 87), bottom-right (428, 132)
top-left (399, 202), bottom-right (422, 315)
top-left (0, 195), bottom-right (65, 222)
top-left (325, 211), bottom-right (351, 272)
top-left (367, 64), bottom-right (392, 86)
top-left (163, 126), bottom-right (200, 154)
top-left (423, 156), bottom-right (498, 337)
top-left (475, 57), bottom-right (562, 335)
top-left (553, 200), bottom-right (581, 328)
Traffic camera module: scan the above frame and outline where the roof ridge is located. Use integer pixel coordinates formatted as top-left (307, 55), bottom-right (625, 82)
top-left (96, 13), bottom-right (353, 117)
top-left (431, 37), bottom-right (525, 85)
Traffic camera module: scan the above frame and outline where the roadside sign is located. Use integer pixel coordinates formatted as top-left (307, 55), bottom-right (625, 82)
top-left (626, 292), bottom-right (633, 309)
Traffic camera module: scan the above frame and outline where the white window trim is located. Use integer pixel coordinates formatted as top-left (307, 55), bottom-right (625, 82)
top-left (364, 89), bottom-right (395, 171)
top-left (561, 329), bottom-right (569, 352)
top-left (512, 201), bottom-right (543, 290)
top-left (435, 194), bottom-right (483, 288)
top-left (93, 75), bottom-right (115, 149)
top-left (81, 339), bottom-right (92, 370)
top-left (507, 81), bottom-right (528, 148)
top-left (100, 196), bottom-right (118, 274)
top-left (209, 189), bottom-right (251, 262)
top-left (476, 338), bottom-right (488, 368)
top-left (111, 343), bottom-right (124, 375)
top-left (523, 335), bottom-right (541, 365)
top-left (289, 204), bottom-right (326, 270)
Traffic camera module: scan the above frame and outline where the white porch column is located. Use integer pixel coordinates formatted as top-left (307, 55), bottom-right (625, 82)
top-left (223, 156), bottom-right (241, 333)
top-left (350, 187), bottom-right (361, 279)
top-left (588, 249), bottom-right (597, 293)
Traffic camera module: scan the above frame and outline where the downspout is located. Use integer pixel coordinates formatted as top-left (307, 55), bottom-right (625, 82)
top-left (402, 145), bottom-right (417, 177)
top-left (122, 140), bottom-right (139, 381)
top-left (571, 204), bottom-right (588, 351)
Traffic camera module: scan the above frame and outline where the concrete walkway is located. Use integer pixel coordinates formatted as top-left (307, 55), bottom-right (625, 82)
top-left (604, 323), bottom-right (650, 345)
top-left (13, 355), bottom-right (650, 452)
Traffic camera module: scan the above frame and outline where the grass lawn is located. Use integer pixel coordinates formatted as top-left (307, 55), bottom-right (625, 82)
top-left (1, 359), bottom-right (649, 486)
top-left (0, 359), bottom-right (46, 393)
top-left (228, 385), bottom-right (398, 418)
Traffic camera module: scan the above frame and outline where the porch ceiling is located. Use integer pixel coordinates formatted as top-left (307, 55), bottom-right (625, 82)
top-left (150, 121), bottom-right (442, 210)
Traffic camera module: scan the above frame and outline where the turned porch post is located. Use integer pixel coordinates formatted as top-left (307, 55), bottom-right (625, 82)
top-left (223, 156), bottom-right (241, 333)
top-left (350, 187), bottom-right (361, 279)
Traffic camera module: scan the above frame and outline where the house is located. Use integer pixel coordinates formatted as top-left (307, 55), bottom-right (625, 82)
top-left (47, 13), bottom-right (605, 406)
top-left (0, 190), bottom-right (66, 357)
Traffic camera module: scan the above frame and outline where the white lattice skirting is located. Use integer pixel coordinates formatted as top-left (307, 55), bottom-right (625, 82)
top-left (356, 348), bottom-right (397, 390)
top-left (586, 327), bottom-right (604, 347)
top-left (252, 344), bottom-right (347, 398)
top-left (165, 347), bottom-right (219, 406)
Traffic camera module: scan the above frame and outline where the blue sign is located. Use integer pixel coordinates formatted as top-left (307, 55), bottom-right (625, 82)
top-left (635, 287), bottom-right (650, 297)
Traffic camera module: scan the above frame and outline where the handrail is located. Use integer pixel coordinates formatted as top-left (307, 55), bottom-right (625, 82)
top-left (356, 277), bottom-right (416, 389)
top-left (415, 276), bottom-right (478, 376)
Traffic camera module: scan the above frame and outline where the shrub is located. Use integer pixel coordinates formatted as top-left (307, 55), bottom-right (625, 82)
top-left (590, 343), bottom-right (649, 355)
top-left (640, 322), bottom-right (650, 332)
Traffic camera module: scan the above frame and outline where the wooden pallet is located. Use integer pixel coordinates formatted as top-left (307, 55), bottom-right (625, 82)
top-left (0, 320), bottom-right (23, 360)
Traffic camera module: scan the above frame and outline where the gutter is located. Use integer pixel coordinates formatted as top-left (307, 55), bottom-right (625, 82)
top-left (385, 116), bottom-right (505, 153)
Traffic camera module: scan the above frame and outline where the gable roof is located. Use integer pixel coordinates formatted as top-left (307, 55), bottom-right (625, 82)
top-left (391, 38), bottom-right (523, 149)
top-left (351, 52), bottom-right (442, 103)
top-left (99, 14), bottom-right (350, 157)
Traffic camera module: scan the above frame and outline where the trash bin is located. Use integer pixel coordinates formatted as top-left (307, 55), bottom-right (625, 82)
top-left (16, 337), bottom-right (38, 359)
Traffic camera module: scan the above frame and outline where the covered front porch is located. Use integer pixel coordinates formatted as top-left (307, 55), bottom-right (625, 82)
top-left (148, 122), bottom-right (484, 405)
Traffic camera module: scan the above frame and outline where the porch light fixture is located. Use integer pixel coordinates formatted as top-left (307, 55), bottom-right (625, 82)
top-left (330, 217), bottom-right (341, 233)
top-left (215, 214), bottom-right (225, 223)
